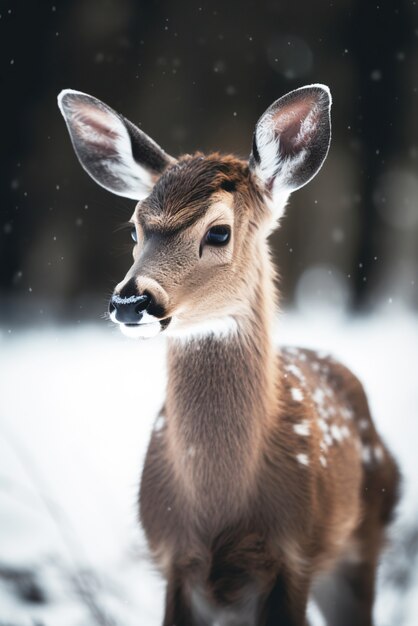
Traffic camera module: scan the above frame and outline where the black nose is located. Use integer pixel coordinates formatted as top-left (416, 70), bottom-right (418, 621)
top-left (108, 292), bottom-right (151, 324)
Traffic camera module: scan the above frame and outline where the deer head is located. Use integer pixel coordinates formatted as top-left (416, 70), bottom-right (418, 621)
top-left (58, 85), bottom-right (331, 339)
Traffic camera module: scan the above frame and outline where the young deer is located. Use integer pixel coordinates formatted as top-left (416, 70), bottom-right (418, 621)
top-left (58, 84), bottom-right (399, 626)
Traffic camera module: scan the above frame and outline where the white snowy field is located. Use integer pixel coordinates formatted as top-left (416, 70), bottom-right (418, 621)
top-left (0, 310), bottom-right (417, 626)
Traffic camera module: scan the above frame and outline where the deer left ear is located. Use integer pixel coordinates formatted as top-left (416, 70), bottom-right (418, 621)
top-left (58, 89), bottom-right (175, 200)
top-left (250, 84), bottom-right (332, 219)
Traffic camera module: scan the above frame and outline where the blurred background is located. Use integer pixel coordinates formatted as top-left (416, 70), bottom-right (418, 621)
top-left (1, 0), bottom-right (417, 323)
top-left (1, 2), bottom-right (418, 625)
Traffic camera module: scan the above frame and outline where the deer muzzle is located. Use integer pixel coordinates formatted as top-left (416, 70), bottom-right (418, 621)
top-left (108, 276), bottom-right (171, 338)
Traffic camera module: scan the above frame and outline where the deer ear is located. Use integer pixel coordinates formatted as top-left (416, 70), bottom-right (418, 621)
top-left (57, 89), bottom-right (174, 200)
top-left (250, 84), bottom-right (331, 219)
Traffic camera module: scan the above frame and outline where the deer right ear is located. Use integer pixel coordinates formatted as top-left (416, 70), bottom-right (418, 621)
top-left (57, 89), bottom-right (174, 200)
top-left (250, 84), bottom-right (332, 219)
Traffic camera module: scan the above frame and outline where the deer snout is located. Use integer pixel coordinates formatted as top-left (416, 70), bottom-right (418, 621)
top-left (108, 276), bottom-right (171, 338)
top-left (108, 292), bottom-right (150, 325)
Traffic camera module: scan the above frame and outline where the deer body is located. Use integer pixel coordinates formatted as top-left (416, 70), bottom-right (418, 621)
top-left (140, 255), bottom-right (395, 626)
top-left (59, 85), bottom-right (400, 625)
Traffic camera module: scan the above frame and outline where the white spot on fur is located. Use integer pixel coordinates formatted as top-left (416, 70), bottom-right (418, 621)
top-left (358, 418), bottom-right (370, 431)
top-left (296, 453), bottom-right (309, 466)
top-left (312, 388), bottom-right (326, 406)
top-left (323, 432), bottom-right (333, 447)
top-left (361, 445), bottom-right (372, 464)
top-left (327, 406), bottom-right (337, 419)
top-left (324, 386), bottom-right (334, 399)
top-left (374, 444), bottom-right (385, 462)
top-left (293, 421), bottom-right (310, 436)
top-left (291, 387), bottom-right (304, 402)
top-left (331, 424), bottom-right (344, 443)
top-left (285, 363), bottom-right (305, 382)
top-left (319, 455), bottom-right (327, 468)
top-left (318, 418), bottom-right (328, 433)
top-left (154, 415), bottom-right (165, 432)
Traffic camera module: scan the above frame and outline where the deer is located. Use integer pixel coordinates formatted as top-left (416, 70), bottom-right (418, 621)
top-left (58, 84), bottom-right (400, 626)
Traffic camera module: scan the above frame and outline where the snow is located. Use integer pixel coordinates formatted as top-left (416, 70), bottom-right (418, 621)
top-left (0, 309), bottom-right (417, 625)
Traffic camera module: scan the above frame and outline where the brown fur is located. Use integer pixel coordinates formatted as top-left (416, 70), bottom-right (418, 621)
top-left (129, 154), bottom-right (401, 626)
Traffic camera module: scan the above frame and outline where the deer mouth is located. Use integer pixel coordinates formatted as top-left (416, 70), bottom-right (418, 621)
top-left (118, 316), bottom-right (172, 339)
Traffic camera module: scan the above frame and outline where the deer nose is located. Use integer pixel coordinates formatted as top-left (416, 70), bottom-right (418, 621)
top-left (108, 292), bottom-right (151, 324)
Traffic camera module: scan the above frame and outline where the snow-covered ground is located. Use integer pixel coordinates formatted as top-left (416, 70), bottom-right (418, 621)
top-left (0, 310), bottom-right (417, 625)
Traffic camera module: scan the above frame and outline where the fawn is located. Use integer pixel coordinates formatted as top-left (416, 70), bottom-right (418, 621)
top-left (58, 84), bottom-right (399, 626)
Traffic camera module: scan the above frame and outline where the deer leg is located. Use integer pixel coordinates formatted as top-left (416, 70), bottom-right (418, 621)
top-left (162, 574), bottom-right (196, 626)
top-left (312, 553), bottom-right (379, 626)
top-left (262, 571), bottom-right (310, 626)
top-left (312, 519), bottom-right (387, 626)
top-left (312, 437), bottom-right (400, 626)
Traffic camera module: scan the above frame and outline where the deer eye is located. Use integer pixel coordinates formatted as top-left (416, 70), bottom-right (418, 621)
top-left (131, 228), bottom-right (138, 243)
top-left (205, 225), bottom-right (231, 246)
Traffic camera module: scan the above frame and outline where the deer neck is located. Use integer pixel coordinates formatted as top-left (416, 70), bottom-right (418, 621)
top-left (165, 246), bottom-right (280, 517)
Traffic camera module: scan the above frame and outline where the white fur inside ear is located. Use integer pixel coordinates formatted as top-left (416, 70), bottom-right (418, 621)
top-left (297, 107), bottom-right (319, 146)
top-left (253, 116), bottom-right (305, 219)
top-left (58, 89), bottom-right (155, 200)
top-left (252, 84), bottom-right (331, 220)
